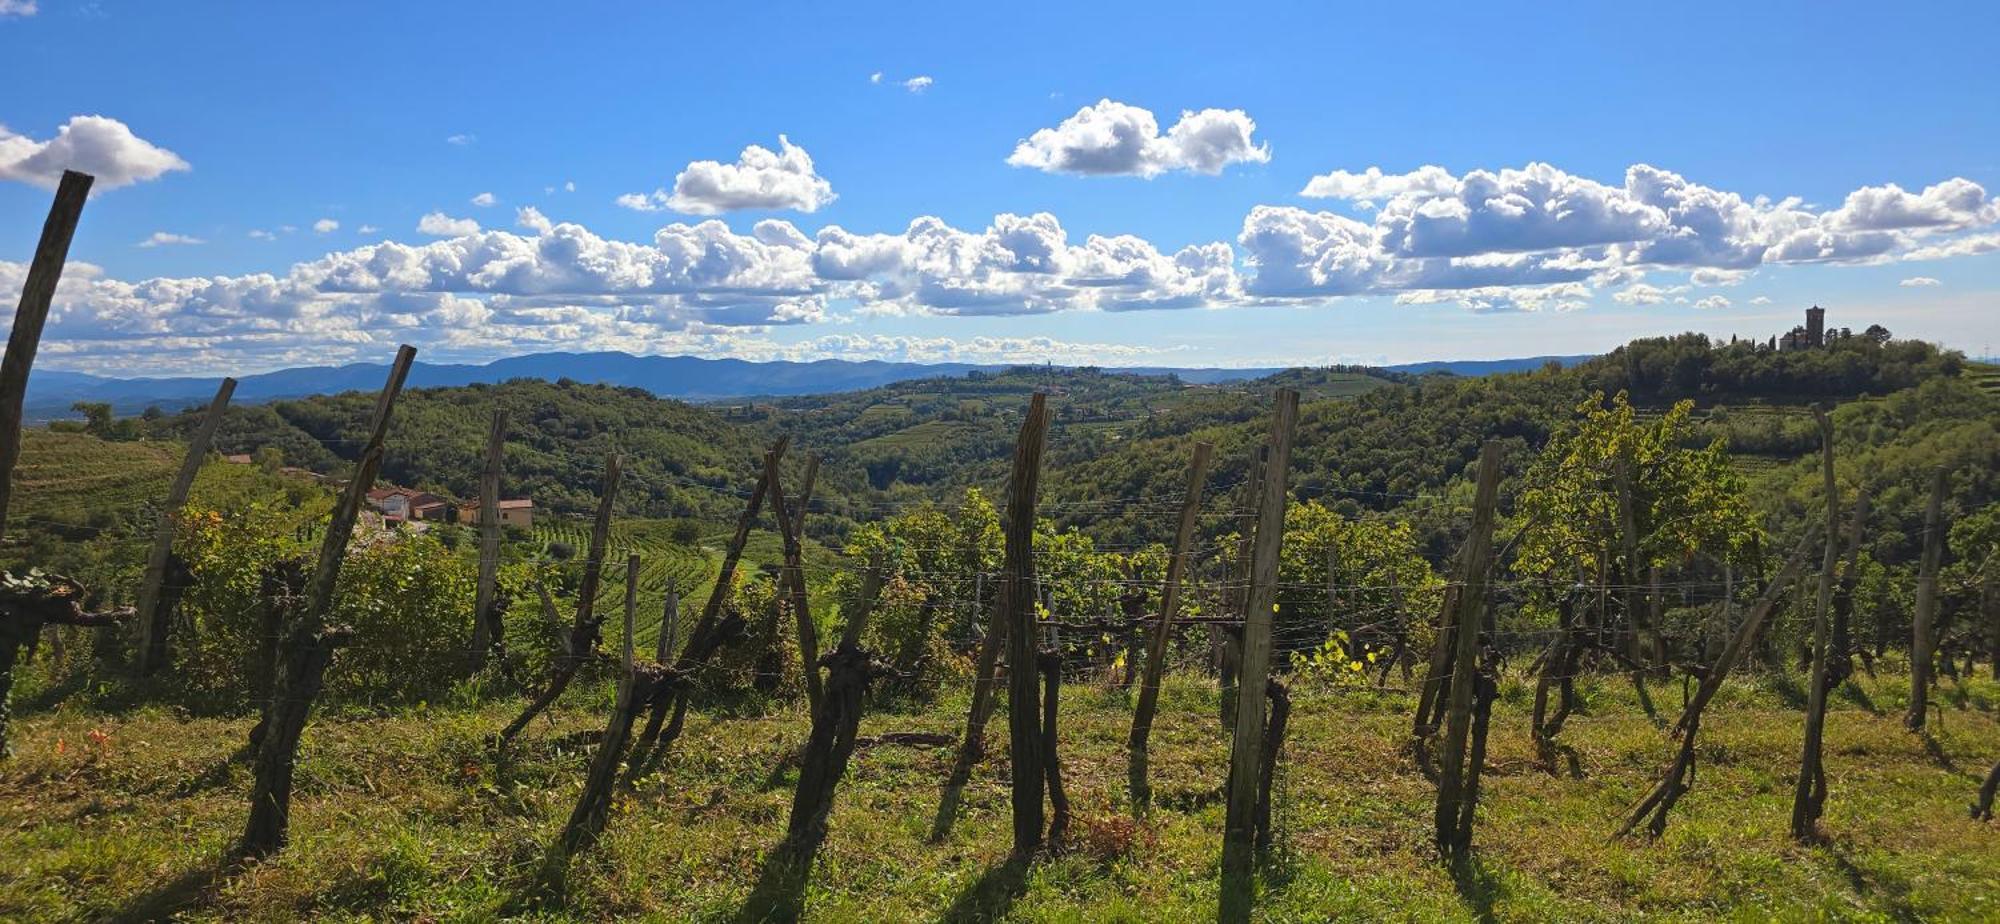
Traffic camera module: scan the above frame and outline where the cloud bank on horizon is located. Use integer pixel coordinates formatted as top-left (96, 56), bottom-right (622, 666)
top-left (3, 102), bottom-right (1999, 373)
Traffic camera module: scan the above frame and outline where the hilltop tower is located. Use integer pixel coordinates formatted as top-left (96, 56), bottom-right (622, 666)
top-left (1806, 305), bottom-right (1825, 347)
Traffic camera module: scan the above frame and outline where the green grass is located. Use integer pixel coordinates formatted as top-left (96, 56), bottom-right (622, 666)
top-left (2, 670), bottom-right (1995, 921)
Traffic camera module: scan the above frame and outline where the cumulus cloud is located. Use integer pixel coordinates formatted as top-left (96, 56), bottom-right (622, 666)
top-left (470, 192), bottom-right (497, 207)
top-left (1900, 276), bottom-right (1942, 287)
top-left (248, 229), bottom-right (276, 241)
top-left (416, 212), bottom-right (480, 237)
top-left (313, 218), bottom-right (339, 234)
top-left (446, 133), bottom-right (476, 146)
top-left (1694, 295), bottom-right (1731, 310)
top-left (357, 224), bottom-right (379, 235)
top-left (1007, 99), bottom-right (1270, 178)
top-left (903, 76), bottom-right (933, 93)
top-left (137, 232), bottom-right (204, 248)
top-left (0, 2), bottom-right (36, 18)
top-left (0, 115), bottom-right (188, 190)
top-left (1749, 296), bottom-right (1773, 305)
top-left (618, 136), bottom-right (836, 215)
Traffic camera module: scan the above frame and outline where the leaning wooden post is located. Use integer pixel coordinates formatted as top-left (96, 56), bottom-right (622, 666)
top-left (1128, 440), bottom-right (1212, 816)
top-left (0, 170), bottom-right (93, 544)
top-left (658, 591), bottom-right (679, 665)
top-left (135, 376), bottom-right (236, 674)
top-left (1219, 444), bottom-right (1266, 731)
top-left (931, 559), bottom-right (1012, 841)
top-left (1906, 467), bottom-right (1947, 731)
top-left (624, 438), bottom-right (786, 780)
top-left (1619, 534), bottom-right (1815, 838)
top-left (468, 409), bottom-right (507, 670)
top-left (1220, 388), bottom-right (1298, 924)
top-left (240, 345), bottom-right (414, 859)
top-left (1136, 444), bottom-right (1208, 812)
top-left (559, 555), bottom-right (661, 856)
top-left (744, 557), bottom-right (889, 921)
top-left (1791, 408), bottom-right (1840, 841)
top-left (766, 451), bottom-right (822, 711)
top-left (496, 452), bottom-right (621, 747)
top-left (1003, 394), bottom-right (1053, 858)
top-left (1433, 440), bottom-right (1503, 857)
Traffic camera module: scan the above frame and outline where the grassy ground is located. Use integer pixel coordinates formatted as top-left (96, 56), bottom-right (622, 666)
top-left (1, 669), bottom-right (1995, 922)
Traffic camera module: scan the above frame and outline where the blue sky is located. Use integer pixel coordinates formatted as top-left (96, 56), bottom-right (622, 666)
top-left (3, 0), bottom-right (1998, 374)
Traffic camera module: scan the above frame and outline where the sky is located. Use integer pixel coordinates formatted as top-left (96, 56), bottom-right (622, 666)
top-left (3, 0), bottom-right (1999, 376)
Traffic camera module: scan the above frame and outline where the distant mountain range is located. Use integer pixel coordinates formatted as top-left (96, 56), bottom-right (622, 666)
top-left (23, 351), bottom-right (1595, 419)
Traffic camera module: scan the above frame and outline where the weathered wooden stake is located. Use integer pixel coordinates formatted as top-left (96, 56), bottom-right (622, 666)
top-left (1791, 408), bottom-right (1840, 841)
top-left (658, 590), bottom-right (679, 665)
top-left (931, 563), bottom-right (1011, 840)
top-left (1433, 440), bottom-right (1503, 857)
top-left (0, 170), bottom-right (93, 544)
top-left (559, 556), bottom-right (659, 856)
top-left (468, 409), bottom-right (507, 670)
top-left (766, 451), bottom-right (822, 711)
top-left (135, 376), bottom-right (235, 674)
top-left (1906, 467), bottom-right (1947, 731)
top-left (1219, 444), bottom-right (1266, 732)
top-left (624, 437), bottom-right (786, 781)
top-left (496, 452), bottom-right (621, 747)
top-left (1003, 393), bottom-right (1052, 858)
top-left (1128, 441), bottom-right (1212, 815)
top-left (1253, 679), bottom-right (1291, 854)
top-left (1827, 490), bottom-right (1869, 693)
top-left (1039, 648), bottom-right (1071, 848)
top-left (1220, 387), bottom-right (1298, 923)
top-left (1618, 533), bottom-right (1814, 837)
top-left (240, 344), bottom-right (414, 858)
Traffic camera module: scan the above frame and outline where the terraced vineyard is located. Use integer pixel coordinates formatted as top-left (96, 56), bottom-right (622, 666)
top-left (8, 430), bottom-right (178, 528)
top-left (1969, 361), bottom-right (2000, 397)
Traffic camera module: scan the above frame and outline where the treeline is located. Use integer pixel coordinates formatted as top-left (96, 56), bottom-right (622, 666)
top-left (1582, 331), bottom-right (1960, 403)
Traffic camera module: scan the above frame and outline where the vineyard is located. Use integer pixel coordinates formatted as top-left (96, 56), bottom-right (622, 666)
top-left (0, 174), bottom-right (1996, 923)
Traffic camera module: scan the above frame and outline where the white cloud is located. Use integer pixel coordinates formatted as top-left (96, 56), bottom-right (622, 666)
top-left (0, 2), bottom-right (36, 17)
top-left (869, 72), bottom-right (883, 84)
top-left (446, 134), bottom-right (476, 146)
top-left (248, 229), bottom-right (276, 241)
top-left (515, 206), bottom-right (552, 234)
top-left (0, 115), bottom-right (188, 190)
top-left (618, 136), bottom-right (836, 215)
top-left (1899, 276), bottom-right (1942, 287)
top-left (313, 218), bottom-right (339, 234)
top-left (1271, 161), bottom-right (2000, 301)
top-left (903, 76), bottom-right (933, 93)
top-left (564, 180), bottom-right (575, 193)
top-left (137, 232), bottom-right (204, 248)
top-left (470, 191), bottom-right (497, 207)
top-left (1749, 296), bottom-right (1773, 305)
top-left (416, 212), bottom-right (480, 237)
top-left (357, 224), bottom-right (379, 235)
top-left (1693, 295), bottom-right (1731, 310)
top-left (1007, 99), bottom-right (1270, 178)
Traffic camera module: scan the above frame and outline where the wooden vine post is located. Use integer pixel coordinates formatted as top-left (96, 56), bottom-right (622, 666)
top-left (0, 169), bottom-right (93, 543)
top-left (1791, 407), bottom-right (1840, 841)
top-left (133, 376), bottom-right (236, 674)
top-left (1906, 467), bottom-right (1946, 731)
top-left (1002, 393), bottom-right (1052, 857)
top-left (624, 437), bottom-right (787, 783)
top-left (559, 555), bottom-right (663, 856)
top-left (467, 409), bottom-right (507, 670)
top-left (497, 452), bottom-right (621, 747)
top-left (1220, 388), bottom-right (1298, 924)
top-left (744, 557), bottom-right (888, 921)
top-left (1619, 533), bottom-right (1815, 837)
top-left (1127, 441), bottom-right (1213, 815)
top-left (1218, 444), bottom-right (1267, 731)
top-left (931, 541), bottom-right (1013, 840)
top-left (1432, 440), bottom-right (1503, 857)
top-left (240, 344), bottom-right (414, 859)
top-left (768, 451), bottom-right (822, 711)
